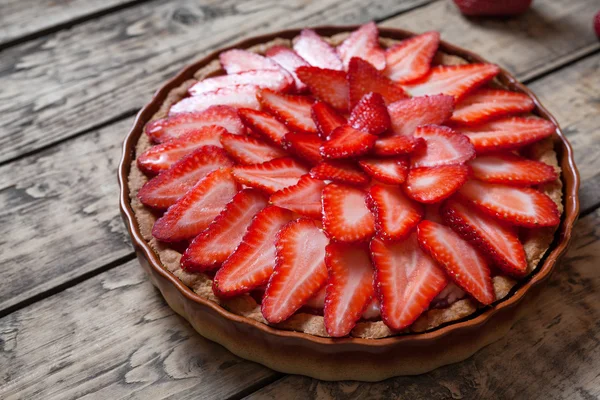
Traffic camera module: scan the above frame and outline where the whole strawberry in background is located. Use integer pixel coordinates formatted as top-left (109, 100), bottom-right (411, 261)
top-left (452, 0), bottom-right (533, 16)
top-left (594, 10), bottom-right (600, 39)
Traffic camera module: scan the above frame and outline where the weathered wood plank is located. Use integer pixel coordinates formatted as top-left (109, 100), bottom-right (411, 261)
top-left (0, 0), bottom-right (430, 164)
top-left (0, 260), bottom-right (279, 400)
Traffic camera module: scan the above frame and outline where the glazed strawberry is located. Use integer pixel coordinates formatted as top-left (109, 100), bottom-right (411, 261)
top-left (451, 89), bottom-right (535, 125)
top-left (138, 126), bottom-right (226, 174)
top-left (170, 85), bottom-right (260, 115)
top-left (152, 168), bottom-right (239, 242)
top-left (417, 220), bottom-right (495, 305)
top-left (373, 135), bottom-right (425, 156)
top-left (337, 22), bottom-right (386, 71)
top-left (442, 197), bottom-right (527, 277)
top-left (188, 69), bottom-right (293, 96)
top-left (321, 125), bottom-right (377, 159)
top-left (324, 243), bottom-right (375, 337)
top-left (310, 160), bottom-right (370, 186)
top-left (322, 183), bottom-right (375, 242)
top-left (219, 49), bottom-right (283, 74)
top-left (220, 132), bottom-right (286, 165)
top-left (384, 31), bottom-right (440, 84)
top-left (458, 180), bottom-right (560, 227)
top-left (459, 117), bottom-right (555, 153)
top-left (232, 157), bottom-right (308, 194)
top-left (266, 45), bottom-right (310, 92)
top-left (387, 95), bottom-right (455, 137)
top-left (262, 218), bottom-right (329, 323)
top-left (282, 132), bottom-right (323, 165)
top-left (452, 0), bottom-right (532, 16)
top-left (181, 189), bottom-right (268, 271)
top-left (296, 66), bottom-right (349, 111)
top-left (145, 105), bottom-right (244, 143)
top-left (311, 101), bottom-right (346, 139)
top-left (269, 175), bottom-right (326, 219)
top-left (347, 93), bottom-right (391, 136)
top-left (371, 234), bottom-right (448, 330)
top-left (257, 89), bottom-right (317, 134)
top-left (359, 157), bottom-right (409, 184)
top-left (213, 206), bottom-right (294, 297)
top-left (367, 185), bottom-right (423, 241)
top-left (138, 146), bottom-right (233, 209)
top-left (348, 57), bottom-right (408, 107)
top-left (404, 164), bottom-right (470, 204)
top-left (469, 153), bottom-right (557, 186)
top-left (403, 63), bottom-right (500, 100)
top-left (293, 29), bottom-right (343, 71)
top-left (411, 125), bottom-right (475, 168)
top-left (238, 108), bottom-right (289, 145)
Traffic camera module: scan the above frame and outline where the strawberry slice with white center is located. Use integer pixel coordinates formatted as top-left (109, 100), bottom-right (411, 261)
top-left (232, 157), bottom-right (308, 194)
top-left (417, 220), bottom-right (495, 305)
top-left (321, 125), bottom-right (377, 159)
top-left (219, 49), bottom-right (283, 74)
top-left (373, 135), bottom-right (425, 156)
top-left (138, 146), bottom-right (233, 209)
top-left (469, 153), bottom-right (557, 186)
top-left (213, 206), bottom-right (294, 297)
top-left (238, 108), bottom-right (289, 146)
top-left (384, 31), bottom-right (440, 84)
top-left (296, 66), bottom-right (349, 111)
top-left (371, 234), bottom-right (448, 330)
top-left (169, 85), bottom-right (260, 115)
top-left (451, 89), bottom-right (535, 125)
top-left (257, 89), bottom-right (317, 134)
top-left (348, 57), bottom-right (408, 107)
top-left (269, 175), bottom-right (326, 219)
top-left (403, 63), bottom-right (500, 100)
top-left (138, 125), bottom-right (226, 174)
top-left (152, 168), bottom-right (239, 242)
top-left (310, 160), bottom-right (370, 186)
top-left (282, 132), bottom-right (324, 165)
top-left (322, 183), bottom-right (375, 242)
top-left (387, 95), bottom-right (455, 137)
top-left (442, 197), bottom-right (527, 277)
top-left (293, 29), bottom-right (343, 71)
top-left (337, 22), bottom-right (386, 71)
top-left (220, 131), bottom-right (286, 165)
top-left (347, 93), bottom-right (391, 136)
top-left (459, 117), bottom-right (556, 153)
top-left (458, 180), bottom-right (560, 227)
top-left (181, 189), bottom-right (268, 271)
top-left (311, 101), bottom-right (346, 139)
top-left (266, 45), bottom-right (310, 92)
top-left (404, 164), bottom-right (470, 204)
top-left (188, 69), bottom-right (293, 96)
top-left (262, 218), bottom-right (329, 323)
top-left (145, 105), bottom-right (244, 143)
top-left (411, 124), bottom-right (475, 168)
top-left (359, 157), bottom-right (409, 184)
top-left (367, 184), bottom-right (423, 241)
top-left (324, 243), bottom-right (375, 337)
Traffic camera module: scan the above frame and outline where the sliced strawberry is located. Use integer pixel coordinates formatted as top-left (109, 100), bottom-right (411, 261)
top-left (145, 105), bottom-right (244, 143)
top-left (311, 101), bottom-right (346, 139)
top-left (296, 66), bottom-right (348, 111)
top-left (152, 168), bottom-right (239, 242)
top-left (304, 286), bottom-right (327, 309)
top-left (266, 45), bottom-right (310, 92)
top-left (417, 220), bottom-right (495, 305)
top-left (219, 49), bottom-right (283, 74)
top-left (324, 243), bottom-right (375, 337)
top-left (269, 175), bottom-right (326, 219)
top-left (237, 108), bottom-right (289, 145)
top-left (257, 89), bottom-right (317, 134)
top-left (213, 206), bottom-right (294, 297)
top-left (404, 164), bottom-right (470, 204)
top-left (384, 31), bottom-right (440, 84)
top-left (138, 146), bottom-right (233, 209)
top-left (403, 63), bottom-right (500, 101)
top-left (220, 132), bottom-right (286, 165)
top-left (321, 125), bottom-right (377, 159)
top-left (367, 184), bottom-right (423, 241)
top-left (337, 22), bottom-right (386, 71)
top-left (469, 153), bottom-right (557, 186)
top-left (322, 183), bottom-right (375, 242)
top-left (169, 85), bottom-right (260, 115)
top-left (262, 218), bottom-right (329, 323)
top-left (459, 117), bottom-right (556, 153)
top-left (282, 132), bottom-right (323, 165)
top-left (373, 135), bottom-right (425, 156)
top-left (348, 57), bottom-right (408, 107)
top-left (362, 298), bottom-right (381, 319)
top-left (451, 89), bottom-right (535, 125)
top-left (310, 160), bottom-right (370, 186)
top-left (387, 95), bottom-right (455, 137)
top-left (181, 189), bottom-right (267, 271)
top-left (442, 197), bottom-right (527, 277)
top-left (293, 29), bottom-right (343, 71)
top-left (458, 180), bottom-right (560, 227)
top-left (359, 157), bottom-right (409, 184)
top-left (411, 125), bottom-right (475, 168)
top-left (347, 93), bottom-right (391, 136)
top-left (138, 126), bottom-right (226, 174)
top-left (232, 157), bottom-right (308, 194)
top-left (371, 234), bottom-right (448, 330)
top-left (189, 69), bottom-right (293, 96)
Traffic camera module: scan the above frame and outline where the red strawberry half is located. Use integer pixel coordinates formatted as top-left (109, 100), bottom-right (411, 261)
top-left (232, 157), bottom-right (308, 194)
top-left (385, 31), bottom-right (440, 84)
top-left (311, 101), bottom-right (346, 139)
top-left (411, 124), bottom-right (475, 168)
top-left (189, 69), bottom-right (293, 96)
top-left (170, 85), bottom-right (260, 115)
top-left (269, 175), bottom-right (326, 219)
top-left (293, 29), bottom-right (343, 71)
top-left (347, 93), bottom-right (391, 136)
top-left (337, 22), bottom-right (386, 71)
top-left (296, 66), bottom-right (349, 111)
top-left (348, 57), bottom-right (408, 107)
top-left (321, 125), bottom-right (377, 159)
top-left (387, 94), bottom-right (455, 137)
top-left (220, 131), bottom-right (286, 165)
top-left (451, 89), bottom-right (535, 125)
top-left (367, 185), bottom-right (423, 241)
top-left (258, 89), bottom-right (317, 134)
top-left (282, 132), bottom-right (324, 165)
top-left (219, 49), bottom-right (283, 74)
top-left (373, 135), bottom-right (425, 156)
top-left (238, 108), bottom-right (289, 146)
top-left (310, 160), bottom-right (370, 186)
top-left (266, 45), bottom-right (310, 92)
top-left (469, 153), bottom-right (557, 186)
top-left (359, 157), bottom-right (409, 184)
top-left (404, 164), bottom-right (470, 204)
top-left (322, 183), bottom-right (375, 242)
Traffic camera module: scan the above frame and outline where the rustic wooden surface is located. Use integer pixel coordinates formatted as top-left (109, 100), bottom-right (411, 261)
top-left (0, 0), bottom-right (598, 398)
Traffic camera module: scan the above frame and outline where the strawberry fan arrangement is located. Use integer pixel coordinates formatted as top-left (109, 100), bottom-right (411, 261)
top-left (136, 22), bottom-right (560, 337)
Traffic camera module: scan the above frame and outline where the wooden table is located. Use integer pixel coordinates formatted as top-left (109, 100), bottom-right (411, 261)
top-left (0, 0), bottom-right (599, 398)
